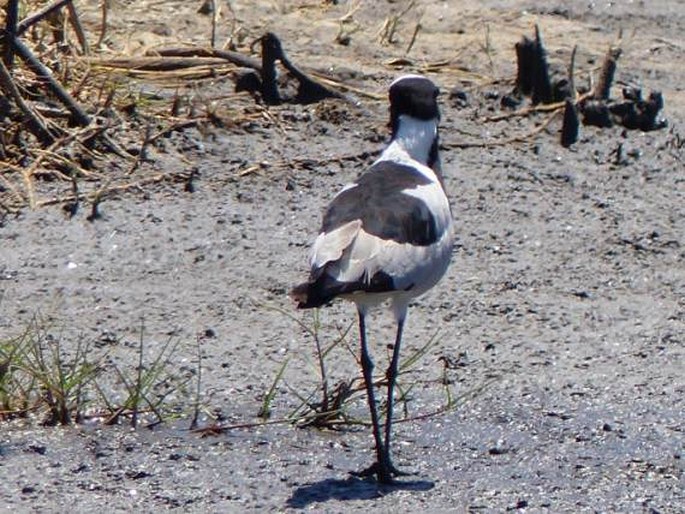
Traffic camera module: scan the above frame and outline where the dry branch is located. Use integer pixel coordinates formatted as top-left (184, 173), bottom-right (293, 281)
top-left (96, 56), bottom-right (230, 73)
top-left (16, 0), bottom-right (72, 36)
top-left (560, 99), bottom-right (579, 147)
top-left (34, 170), bottom-right (192, 210)
top-left (0, 170), bottom-right (25, 205)
top-left (152, 46), bottom-right (261, 71)
top-left (260, 32), bottom-right (344, 105)
top-left (560, 46), bottom-right (579, 147)
top-left (96, 0), bottom-right (109, 48)
top-left (447, 110), bottom-right (563, 150)
top-left (66, 1), bottom-right (89, 55)
top-left (593, 46), bottom-right (622, 100)
top-left (307, 71), bottom-right (384, 100)
top-left (567, 45), bottom-right (577, 101)
top-left (484, 95), bottom-right (587, 123)
top-left (0, 58), bottom-right (55, 144)
top-left (2, 0), bottom-right (19, 68)
top-left (531, 25), bottom-right (553, 105)
top-left (12, 36), bottom-right (90, 126)
top-left (97, 37), bottom-right (352, 104)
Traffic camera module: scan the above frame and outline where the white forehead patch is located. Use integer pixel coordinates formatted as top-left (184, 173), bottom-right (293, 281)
top-left (390, 74), bottom-right (429, 87)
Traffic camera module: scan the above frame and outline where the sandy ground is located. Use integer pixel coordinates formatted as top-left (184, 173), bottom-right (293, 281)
top-left (1, 0), bottom-right (684, 512)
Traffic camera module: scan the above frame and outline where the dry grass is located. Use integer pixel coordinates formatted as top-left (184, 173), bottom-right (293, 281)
top-left (0, 0), bottom-right (661, 223)
top-left (0, 1), bottom-right (273, 217)
top-left (0, 1), bottom-right (389, 219)
top-left (0, 1), bottom-right (493, 219)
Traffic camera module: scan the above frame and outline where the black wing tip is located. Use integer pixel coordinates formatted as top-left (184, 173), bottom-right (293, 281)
top-left (291, 270), bottom-right (397, 309)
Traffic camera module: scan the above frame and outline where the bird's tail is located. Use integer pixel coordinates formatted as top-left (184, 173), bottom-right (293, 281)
top-left (290, 280), bottom-right (331, 309)
top-left (291, 267), bottom-right (398, 309)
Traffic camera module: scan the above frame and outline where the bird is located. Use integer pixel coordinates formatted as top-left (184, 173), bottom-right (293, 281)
top-left (291, 74), bottom-right (454, 484)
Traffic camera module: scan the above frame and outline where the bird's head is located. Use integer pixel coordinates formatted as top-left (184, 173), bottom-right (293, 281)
top-left (388, 74), bottom-right (441, 137)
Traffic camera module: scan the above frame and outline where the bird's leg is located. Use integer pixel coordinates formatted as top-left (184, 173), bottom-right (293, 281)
top-left (356, 308), bottom-right (393, 484)
top-left (382, 315), bottom-right (410, 477)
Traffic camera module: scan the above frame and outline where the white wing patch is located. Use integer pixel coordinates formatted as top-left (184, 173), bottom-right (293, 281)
top-left (368, 228), bottom-right (453, 293)
top-left (310, 219), bottom-right (362, 270)
top-left (329, 230), bottom-right (385, 284)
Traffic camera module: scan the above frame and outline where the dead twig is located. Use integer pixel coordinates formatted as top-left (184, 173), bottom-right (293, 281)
top-left (532, 25), bottom-right (553, 105)
top-left (483, 97), bottom-right (577, 122)
top-left (66, 1), bottom-right (89, 55)
top-left (568, 44), bottom-right (578, 101)
top-left (152, 47), bottom-right (261, 71)
top-left (2, 0), bottom-right (20, 68)
top-left (593, 45), bottom-right (622, 100)
top-left (560, 99), bottom-right (579, 147)
top-left (260, 32), bottom-right (344, 105)
top-left (147, 119), bottom-right (202, 145)
top-left (238, 148), bottom-right (380, 177)
top-left (12, 36), bottom-right (90, 126)
top-left (15, 0), bottom-right (72, 37)
top-left (0, 170), bottom-right (26, 205)
top-left (95, 55), bottom-right (231, 73)
top-left (561, 45), bottom-right (580, 147)
top-left (96, 0), bottom-right (110, 49)
top-left (405, 22), bottom-right (422, 55)
top-left (378, 0), bottom-right (417, 45)
top-left (34, 170), bottom-right (192, 211)
top-left (11, 130), bottom-right (88, 209)
top-left (446, 110), bottom-right (563, 150)
top-left (0, 58), bottom-right (55, 144)
top-left (126, 123), bottom-right (153, 175)
top-left (211, 0), bottom-right (219, 49)
top-left (307, 71), bottom-right (384, 100)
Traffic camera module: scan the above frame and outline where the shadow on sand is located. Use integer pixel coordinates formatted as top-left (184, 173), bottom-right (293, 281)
top-left (285, 475), bottom-right (435, 509)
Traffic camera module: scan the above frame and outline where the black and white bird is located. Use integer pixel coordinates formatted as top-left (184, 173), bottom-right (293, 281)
top-left (291, 74), bottom-right (454, 484)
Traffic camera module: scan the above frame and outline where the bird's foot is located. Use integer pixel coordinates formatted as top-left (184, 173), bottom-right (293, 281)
top-left (350, 460), bottom-right (412, 484)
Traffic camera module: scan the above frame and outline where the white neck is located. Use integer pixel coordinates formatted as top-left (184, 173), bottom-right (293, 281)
top-left (381, 115), bottom-right (438, 166)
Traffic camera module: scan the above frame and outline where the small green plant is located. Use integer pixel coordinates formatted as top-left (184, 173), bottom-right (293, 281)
top-left (259, 303), bottom-right (358, 428)
top-left (257, 302), bottom-right (461, 432)
top-left (96, 321), bottom-right (190, 428)
top-left (21, 331), bottom-right (100, 425)
top-left (258, 357), bottom-right (289, 420)
top-left (1, 316), bottom-right (196, 429)
top-left (0, 328), bottom-right (34, 418)
top-left (1, 318), bottom-right (101, 425)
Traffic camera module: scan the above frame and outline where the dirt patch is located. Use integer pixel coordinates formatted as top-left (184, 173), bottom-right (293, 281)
top-left (1, 1), bottom-right (684, 512)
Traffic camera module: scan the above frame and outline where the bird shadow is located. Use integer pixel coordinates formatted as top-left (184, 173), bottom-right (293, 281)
top-left (285, 474), bottom-right (435, 509)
